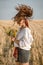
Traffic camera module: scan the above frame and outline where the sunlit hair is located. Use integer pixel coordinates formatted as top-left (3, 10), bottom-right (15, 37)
top-left (24, 18), bottom-right (29, 27)
top-left (13, 4), bottom-right (33, 27)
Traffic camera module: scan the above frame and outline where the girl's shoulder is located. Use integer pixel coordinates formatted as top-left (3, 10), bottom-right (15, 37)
top-left (24, 27), bottom-right (31, 32)
top-left (19, 27), bottom-right (31, 34)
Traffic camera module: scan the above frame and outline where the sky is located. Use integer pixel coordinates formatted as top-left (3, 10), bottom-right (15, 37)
top-left (0, 0), bottom-right (43, 20)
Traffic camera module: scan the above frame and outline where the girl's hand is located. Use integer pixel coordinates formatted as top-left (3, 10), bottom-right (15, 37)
top-left (14, 39), bottom-right (19, 45)
top-left (11, 37), bottom-right (15, 41)
top-left (11, 37), bottom-right (19, 45)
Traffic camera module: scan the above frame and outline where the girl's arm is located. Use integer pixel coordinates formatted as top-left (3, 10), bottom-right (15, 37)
top-left (11, 37), bottom-right (19, 45)
top-left (14, 39), bottom-right (19, 45)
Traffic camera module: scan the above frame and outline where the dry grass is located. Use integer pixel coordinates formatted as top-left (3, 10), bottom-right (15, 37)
top-left (0, 20), bottom-right (43, 65)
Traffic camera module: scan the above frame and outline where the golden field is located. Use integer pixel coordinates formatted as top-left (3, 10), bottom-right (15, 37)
top-left (0, 20), bottom-right (43, 65)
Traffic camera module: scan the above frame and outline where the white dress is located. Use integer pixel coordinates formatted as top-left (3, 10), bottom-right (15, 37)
top-left (14, 27), bottom-right (34, 50)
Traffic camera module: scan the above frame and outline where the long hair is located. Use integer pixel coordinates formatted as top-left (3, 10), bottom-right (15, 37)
top-left (13, 4), bottom-right (33, 26)
top-left (24, 18), bottom-right (29, 27)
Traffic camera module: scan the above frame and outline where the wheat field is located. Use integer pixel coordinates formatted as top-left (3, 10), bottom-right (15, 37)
top-left (0, 20), bottom-right (43, 65)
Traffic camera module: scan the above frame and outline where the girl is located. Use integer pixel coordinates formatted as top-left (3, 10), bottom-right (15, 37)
top-left (12, 5), bottom-right (34, 65)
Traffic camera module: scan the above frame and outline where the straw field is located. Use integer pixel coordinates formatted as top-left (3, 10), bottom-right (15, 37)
top-left (0, 20), bottom-right (43, 65)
